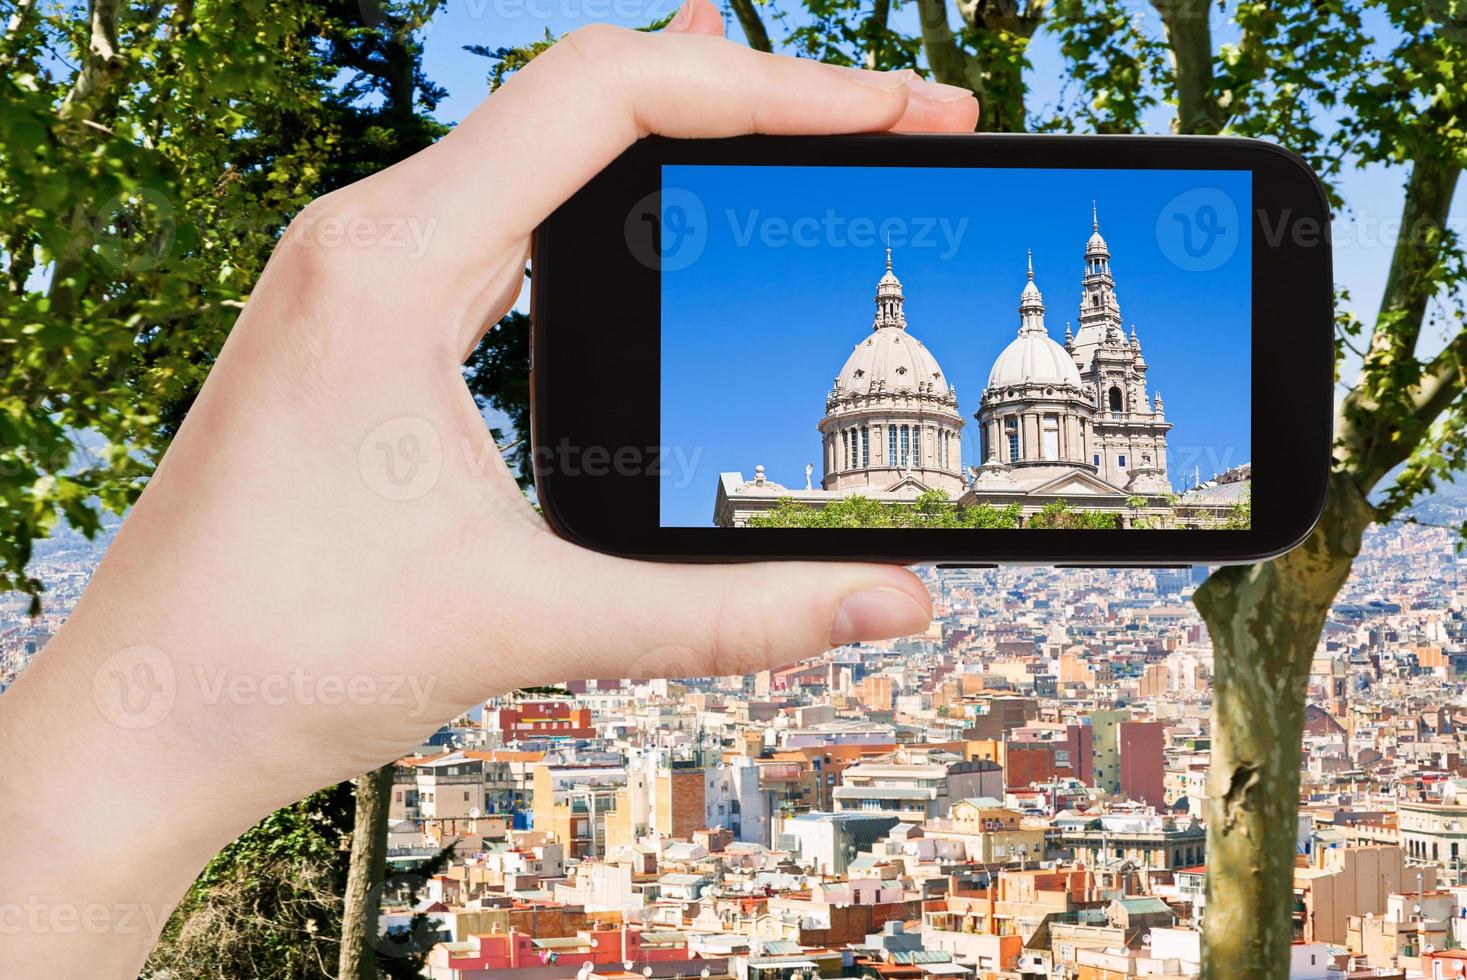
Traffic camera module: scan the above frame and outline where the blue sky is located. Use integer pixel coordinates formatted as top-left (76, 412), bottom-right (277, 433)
top-left (656, 165), bottom-right (1251, 525)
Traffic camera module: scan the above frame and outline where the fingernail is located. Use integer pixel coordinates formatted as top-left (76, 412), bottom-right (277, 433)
top-left (829, 65), bottom-right (914, 93)
top-left (907, 74), bottom-right (975, 102)
top-left (666, 0), bottom-right (694, 31)
top-left (830, 588), bottom-right (931, 646)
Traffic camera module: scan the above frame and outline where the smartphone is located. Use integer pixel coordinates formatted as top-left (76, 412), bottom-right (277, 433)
top-left (530, 134), bottom-right (1333, 566)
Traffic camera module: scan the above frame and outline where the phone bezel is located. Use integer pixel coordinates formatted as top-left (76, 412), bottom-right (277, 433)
top-left (531, 134), bottom-right (1333, 565)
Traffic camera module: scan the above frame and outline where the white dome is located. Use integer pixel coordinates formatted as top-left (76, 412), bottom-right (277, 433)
top-left (1086, 229), bottom-right (1108, 254)
top-left (988, 329), bottom-right (1083, 389)
top-left (837, 328), bottom-right (948, 393)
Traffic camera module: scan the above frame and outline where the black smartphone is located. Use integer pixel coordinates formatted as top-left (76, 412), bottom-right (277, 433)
top-left (530, 134), bottom-right (1333, 566)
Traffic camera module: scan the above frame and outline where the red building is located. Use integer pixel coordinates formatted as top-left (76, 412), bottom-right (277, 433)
top-left (1118, 721), bottom-right (1166, 808)
top-left (1004, 742), bottom-right (1058, 790)
top-left (427, 927), bottom-right (716, 979)
top-left (483, 700), bottom-right (597, 744)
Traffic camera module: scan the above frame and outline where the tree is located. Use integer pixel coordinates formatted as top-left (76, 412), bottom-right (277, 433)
top-left (142, 783), bottom-right (356, 978)
top-left (1113, 3), bottom-right (1466, 973)
top-left (339, 765), bottom-right (395, 980)
top-left (0, 0), bottom-right (449, 611)
top-left (3, 1), bottom-right (471, 974)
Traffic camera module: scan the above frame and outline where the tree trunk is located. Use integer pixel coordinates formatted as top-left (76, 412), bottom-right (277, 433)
top-left (863, 0), bottom-right (891, 69)
top-left (917, 0), bottom-right (972, 89)
top-left (1195, 473), bottom-right (1375, 978)
top-left (919, 0), bottom-right (1044, 132)
top-left (339, 764), bottom-right (395, 980)
top-left (727, 0), bottom-right (772, 53)
top-left (1150, 0), bottom-right (1224, 135)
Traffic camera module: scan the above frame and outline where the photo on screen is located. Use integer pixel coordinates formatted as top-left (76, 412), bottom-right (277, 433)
top-left (658, 166), bottom-right (1252, 530)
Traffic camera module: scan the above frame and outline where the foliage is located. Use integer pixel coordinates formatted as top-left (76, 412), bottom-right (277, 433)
top-left (1038, 0), bottom-right (1170, 133)
top-left (142, 783), bottom-right (355, 978)
top-left (744, 489), bottom-right (1127, 528)
top-left (0, 0), bottom-right (452, 612)
top-left (1025, 500), bottom-right (1121, 529)
top-left (746, 488), bottom-right (1021, 527)
top-left (465, 309), bottom-right (532, 486)
top-left (1222, 491), bottom-right (1251, 531)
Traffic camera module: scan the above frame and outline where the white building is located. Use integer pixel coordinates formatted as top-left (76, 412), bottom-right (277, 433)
top-left (713, 211), bottom-right (1245, 528)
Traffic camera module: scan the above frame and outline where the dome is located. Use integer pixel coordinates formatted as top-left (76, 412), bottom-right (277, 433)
top-left (831, 249), bottom-right (954, 398)
top-left (988, 330), bottom-right (1083, 389)
top-left (987, 253), bottom-right (1082, 389)
top-left (837, 327), bottom-right (948, 393)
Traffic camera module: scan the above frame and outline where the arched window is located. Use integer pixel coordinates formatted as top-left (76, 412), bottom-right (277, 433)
top-left (1092, 294), bottom-right (1101, 307)
top-left (1108, 386), bottom-right (1123, 412)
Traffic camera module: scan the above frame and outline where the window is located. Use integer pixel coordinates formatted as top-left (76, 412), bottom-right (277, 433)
top-left (888, 425), bottom-right (897, 466)
top-left (1005, 417), bottom-right (1020, 462)
top-left (1093, 454), bottom-right (1101, 467)
top-left (1118, 454), bottom-right (1127, 469)
top-left (850, 429), bottom-right (860, 469)
top-left (900, 425), bottom-right (911, 467)
top-left (840, 430), bottom-right (848, 468)
top-left (1093, 294), bottom-right (1101, 307)
top-left (1042, 414), bottom-right (1060, 460)
top-left (1108, 386), bottom-right (1123, 412)
top-left (861, 425), bottom-right (870, 467)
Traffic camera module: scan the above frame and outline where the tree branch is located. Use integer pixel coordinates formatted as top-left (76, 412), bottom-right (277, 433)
top-left (1149, 0), bottom-right (1223, 134)
top-left (727, 0), bottom-right (772, 53)
top-left (917, 0), bottom-right (970, 88)
top-left (1337, 153), bottom-right (1463, 491)
top-left (56, 0), bottom-right (125, 124)
top-left (864, 0), bottom-right (891, 70)
top-left (1411, 329), bottom-right (1467, 426)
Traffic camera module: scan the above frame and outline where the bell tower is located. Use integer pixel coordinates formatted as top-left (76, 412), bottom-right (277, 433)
top-left (1070, 203), bottom-right (1124, 371)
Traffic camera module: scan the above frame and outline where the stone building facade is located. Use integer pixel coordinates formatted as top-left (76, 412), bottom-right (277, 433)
top-left (819, 248), bottom-right (965, 494)
top-left (712, 210), bottom-right (1243, 527)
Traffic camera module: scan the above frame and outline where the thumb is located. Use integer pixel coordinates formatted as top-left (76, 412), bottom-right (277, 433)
top-left (503, 538), bottom-right (932, 687)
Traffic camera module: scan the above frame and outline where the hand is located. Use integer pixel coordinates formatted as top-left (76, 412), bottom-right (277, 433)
top-left (0, 3), bottom-right (977, 974)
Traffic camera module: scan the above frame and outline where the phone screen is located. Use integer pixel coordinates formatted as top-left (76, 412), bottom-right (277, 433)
top-left (657, 165), bottom-right (1252, 532)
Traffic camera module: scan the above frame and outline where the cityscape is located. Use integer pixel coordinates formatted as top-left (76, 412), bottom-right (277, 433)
top-left (7, 497), bottom-right (1467, 978)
